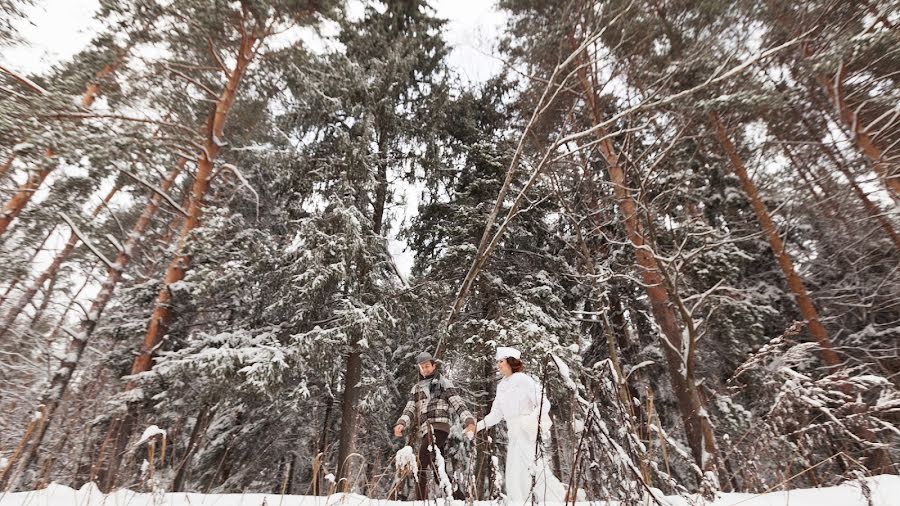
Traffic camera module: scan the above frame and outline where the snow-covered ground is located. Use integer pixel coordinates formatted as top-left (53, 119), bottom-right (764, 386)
top-left (1, 475), bottom-right (898, 506)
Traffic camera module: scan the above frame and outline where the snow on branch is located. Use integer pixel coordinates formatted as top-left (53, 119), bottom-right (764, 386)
top-left (137, 424), bottom-right (167, 445)
top-left (213, 163), bottom-right (260, 221)
top-left (121, 170), bottom-right (189, 217)
top-left (57, 212), bottom-right (117, 272)
top-left (0, 63), bottom-right (49, 95)
top-left (43, 112), bottom-right (197, 136)
top-left (104, 234), bottom-right (125, 254)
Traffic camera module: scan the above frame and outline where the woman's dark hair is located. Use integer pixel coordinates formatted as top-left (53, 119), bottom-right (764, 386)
top-left (506, 357), bottom-right (525, 373)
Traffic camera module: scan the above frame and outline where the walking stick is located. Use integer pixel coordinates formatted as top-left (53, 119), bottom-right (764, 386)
top-left (530, 355), bottom-right (551, 506)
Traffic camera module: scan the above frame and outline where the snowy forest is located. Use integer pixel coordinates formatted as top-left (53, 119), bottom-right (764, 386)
top-left (0, 0), bottom-right (898, 504)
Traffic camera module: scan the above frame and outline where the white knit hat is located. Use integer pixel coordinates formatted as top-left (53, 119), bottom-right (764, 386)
top-left (495, 346), bottom-right (521, 361)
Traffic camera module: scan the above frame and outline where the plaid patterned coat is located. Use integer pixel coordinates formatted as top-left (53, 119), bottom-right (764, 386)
top-left (396, 374), bottom-right (475, 436)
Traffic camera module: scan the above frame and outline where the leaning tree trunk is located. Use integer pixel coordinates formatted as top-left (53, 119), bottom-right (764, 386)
top-left (794, 110), bottom-right (900, 250)
top-left (0, 163), bottom-right (181, 491)
top-left (0, 186), bottom-right (119, 338)
top-left (98, 24), bottom-right (259, 491)
top-left (813, 65), bottom-right (900, 201)
top-left (710, 112), bottom-right (841, 367)
top-left (0, 153), bottom-right (15, 179)
top-left (713, 113), bottom-right (896, 473)
top-left (125, 30), bottom-right (255, 383)
top-left (0, 160), bottom-right (55, 237)
top-left (0, 55), bottom-right (127, 239)
top-left (572, 45), bottom-right (723, 485)
top-left (0, 227), bottom-right (54, 308)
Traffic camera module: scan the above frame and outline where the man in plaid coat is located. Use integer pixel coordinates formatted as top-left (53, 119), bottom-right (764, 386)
top-left (393, 351), bottom-right (476, 500)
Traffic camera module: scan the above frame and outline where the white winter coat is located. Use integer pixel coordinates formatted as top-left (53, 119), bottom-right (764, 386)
top-left (479, 372), bottom-right (551, 431)
top-left (477, 372), bottom-right (568, 502)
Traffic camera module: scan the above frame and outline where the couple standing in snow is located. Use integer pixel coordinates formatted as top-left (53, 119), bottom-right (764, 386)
top-left (392, 346), bottom-right (570, 503)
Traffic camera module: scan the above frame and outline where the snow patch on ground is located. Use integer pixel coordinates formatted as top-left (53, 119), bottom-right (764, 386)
top-left (1, 475), bottom-right (898, 506)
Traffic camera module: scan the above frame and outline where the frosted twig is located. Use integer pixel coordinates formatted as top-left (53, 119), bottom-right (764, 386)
top-left (214, 163), bottom-right (260, 221)
top-left (553, 29), bottom-right (816, 150)
top-left (121, 170), bottom-right (189, 217)
top-left (0, 63), bottom-right (48, 95)
top-left (57, 213), bottom-right (117, 272)
top-left (104, 234), bottom-right (125, 254)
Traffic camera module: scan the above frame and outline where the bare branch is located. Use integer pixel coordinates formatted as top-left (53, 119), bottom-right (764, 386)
top-left (0, 63), bottom-right (49, 95)
top-left (120, 170), bottom-right (189, 217)
top-left (207, 37), bottom-right (232, 78)
top-left (57, 213), bottom-right (117, 271)
top-left (212, 163), bottom-right (260, 221)
top-left (165, 66), bottom-right (220, 99)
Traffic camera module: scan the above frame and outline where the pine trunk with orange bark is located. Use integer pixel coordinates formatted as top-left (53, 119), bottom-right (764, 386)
top-left (0, 164), bottom-right (181, 491)
top-left (127, 31), bottom-right (256, 383)
top-left (798, 44), bottom-right (900, 201)
top-left (0, 55), bottom-right (127, 239)
top-left (573, 47), bottom-right (723, 485)
top-left (0, 186), bottom-right (119, 338)
top-left (710, 112), bottom-right (841, 367)
top-left (0, 160), bottom-right (55, 237)
top-left (793, 110), bottom-right (900, 249)
top-left (96, 24), bottom-right (260, 492)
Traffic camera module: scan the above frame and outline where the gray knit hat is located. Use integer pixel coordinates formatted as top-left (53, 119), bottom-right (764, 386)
top-left (415, 351), bottom-right (434, 364)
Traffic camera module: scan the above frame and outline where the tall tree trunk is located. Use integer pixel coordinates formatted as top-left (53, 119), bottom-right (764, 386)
top-left (335, 111), bottom-right (392, 492)
top-left (801, 46), bottom-right (900, 200)
top-left (0, 53), bottom-right (127, 239)
top-left (126, 29), bottom-right (256, 383)
top-left (171, 405), bottom-right (212, 492)
top-left (0, 160), bottom-right (55, 237)
top-left (0, 227), bottom-right (54, 308)
top-left (335, 347), bottom-right (362, 492)
top-left (572, 43), bottom-right (723, 484)
top-left (710, 112), bottom-right (841, 367)
top-left (0, 163), bottom-right (181, 491)
top-left (98, 24), bottom-right (259, 491)
top-left (0, 186), bottom-right (119, 338)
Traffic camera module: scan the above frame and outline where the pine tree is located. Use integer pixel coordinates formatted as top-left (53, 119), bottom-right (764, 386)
top-left (91, 0), bottom-right (337, 490)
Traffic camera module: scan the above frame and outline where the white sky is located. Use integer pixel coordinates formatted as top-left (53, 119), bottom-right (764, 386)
top-left (0, 0), bottom-right (507, 278)
top-left (1, 0), bottom-right (506, 84)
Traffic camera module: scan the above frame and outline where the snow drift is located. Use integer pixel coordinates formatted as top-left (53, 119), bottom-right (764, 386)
top-left (0, 474), bottom-right (898, 506)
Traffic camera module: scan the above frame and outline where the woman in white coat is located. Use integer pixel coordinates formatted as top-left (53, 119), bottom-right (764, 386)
top-left (475, 346), bottom-right (569, 503)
